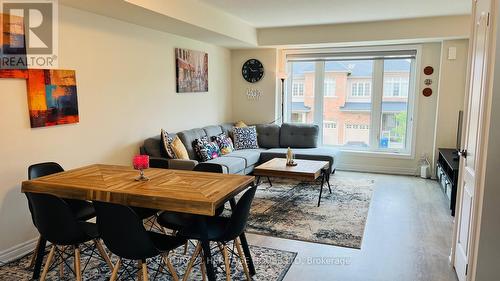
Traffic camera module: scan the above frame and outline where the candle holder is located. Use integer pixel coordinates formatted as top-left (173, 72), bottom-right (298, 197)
top-left (133, 155), bottom-right (150, 182)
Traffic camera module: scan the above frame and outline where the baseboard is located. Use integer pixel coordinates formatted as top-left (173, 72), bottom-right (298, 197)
top-left (0, 237), bottom-right (38, 265)
top-left (337, 163), bottom-right (418, 176)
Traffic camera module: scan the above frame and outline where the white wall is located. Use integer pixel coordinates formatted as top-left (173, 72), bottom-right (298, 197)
top-left (433, 39), bottom-right (469, 167)
top-left (231, 49), bottom-right (278, 124)
top-left (0, 5), bottom-right (232, 256)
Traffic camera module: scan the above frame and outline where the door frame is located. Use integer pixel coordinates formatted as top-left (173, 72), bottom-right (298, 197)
top-left (450, 0), bottom-right (497, 280)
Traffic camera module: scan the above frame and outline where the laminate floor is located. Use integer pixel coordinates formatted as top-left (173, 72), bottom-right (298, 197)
top-left (247, 171), bottom-right (458, 281)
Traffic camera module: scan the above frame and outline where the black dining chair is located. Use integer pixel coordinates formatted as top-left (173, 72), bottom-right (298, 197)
top-left (157, 163), bottom-right (226, 231)
top-left (93, 200), bottom-right (187, 281)
top-left (180, 186), bottom-right (257, 281)
top-left (27, 162), bottom-right (96, 278)
top-left (26, 192), bottom-right (113, 281)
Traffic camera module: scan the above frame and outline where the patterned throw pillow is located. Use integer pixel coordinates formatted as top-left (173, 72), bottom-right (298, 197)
top-left (161, 129), bottom-right (177, 159)
top-left (232, 126), bottom-right (259, 150)
top-left (213, 134), bottom-right (234, 155)
top-left (194, 137), bottom-right (221, 162)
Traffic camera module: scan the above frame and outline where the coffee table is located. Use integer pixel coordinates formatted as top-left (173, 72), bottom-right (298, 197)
top-left (253, 158), bottom-right (332, 206)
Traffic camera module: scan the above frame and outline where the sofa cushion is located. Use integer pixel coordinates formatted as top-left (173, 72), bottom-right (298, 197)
top-left (171, 136), bottom-right (190, 160)
top-left (280, 123), bottom-right (319, 148)
top-left (203, 125), bottom-right (223, 140)
top-left (206, 156), bottom-right (246, 174)
top-left (219, 123), bottom-right (234, 136)
top-left (213, 134), bottom-right (234, 155)
top-left (161, 129), bottom-right (176, 159)
top-left (193, 137), bottom-right (221, 162)
top-left (233, 126), bottom-right (259, 150)
top-left (256, 124), bottom-right (280, 148)
top-left (143, 136), bottom-right (163, 158)
top-left (260, 147), bottom-right (339, 172)
top-left (224, 148), bottom-right (265, 168)
top-left (177, 128), bottom-right (207, 160)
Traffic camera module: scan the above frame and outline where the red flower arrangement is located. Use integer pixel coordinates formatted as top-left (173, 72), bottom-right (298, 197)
top-left (133, 155), bottom-right (150, 181)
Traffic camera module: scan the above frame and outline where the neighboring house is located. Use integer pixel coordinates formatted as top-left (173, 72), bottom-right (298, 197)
top-left (290, 60), bottom-right (410, 149)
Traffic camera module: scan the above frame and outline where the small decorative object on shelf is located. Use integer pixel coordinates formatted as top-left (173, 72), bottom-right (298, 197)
top-left (133, 155), bottom-right (150, 181)
top-left (286, 147), bottom-right (297, 166)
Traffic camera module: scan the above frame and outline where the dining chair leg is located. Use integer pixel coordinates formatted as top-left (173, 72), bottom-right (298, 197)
top-left (74, 245), bottom-right (82, 281)
top-left (59, 246), bottom-right (65, 278)
top-left (110, 258), bottom-right (121, 281)
top-left (221, 244), bottom-right (231, 281)
top-left (94, 239), bottom-right (113, 269)
top-left (182, 242), bottom-right (202, 281)
top-left (137, 260), bottom-right (143, 281)
top-left (235, 238), bottom-right (251, 281)
top-left (183, 241), bottom-right (189, 255)
top-left (141, 259), bottom-right (149, 281)
top-left (200, 256), bottom-right (207, 281)
top-left (28, 236), bottom-right (42, 268)
top-left (163, 252), bottom-right (179, 281)
top-left (40, 245), bottom-right (55, 281)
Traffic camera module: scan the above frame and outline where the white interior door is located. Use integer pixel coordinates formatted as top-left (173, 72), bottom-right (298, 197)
top-left (454, 1), bottom-right (491, 280)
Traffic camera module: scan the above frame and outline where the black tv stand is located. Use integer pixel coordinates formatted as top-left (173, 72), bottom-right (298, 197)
top-left (436, 148), bottom-right (460, 216)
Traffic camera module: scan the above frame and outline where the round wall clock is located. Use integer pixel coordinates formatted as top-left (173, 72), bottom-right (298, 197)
top-left (242, 59), bottom-right (264, 83)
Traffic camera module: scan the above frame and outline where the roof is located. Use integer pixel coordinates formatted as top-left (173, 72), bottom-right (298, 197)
top-left (340, 102), bottom-right (408, 112)
top-left (292, 102), bottom-right (311, 112)
top-left (292, 59), bottom-right (411, 77)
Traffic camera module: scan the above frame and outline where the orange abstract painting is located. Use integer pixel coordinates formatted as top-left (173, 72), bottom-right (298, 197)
top-left (27, 69), bottom-right (79, 128)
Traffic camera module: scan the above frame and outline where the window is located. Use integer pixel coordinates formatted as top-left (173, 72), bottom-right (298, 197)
top-left (286, 48), bottom-right (416, 155)
top-left (324, 121), bottom-right (337, 129)
top-left (351, 82), bottom-right (371, 97)
top-left (324, 78), bottom-right (336, 97)
top-left (384, 77), bottom-right (409, 97)
top-left (292, 82), bottom-right (305, 97)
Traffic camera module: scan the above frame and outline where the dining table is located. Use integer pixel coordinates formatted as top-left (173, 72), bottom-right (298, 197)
top-left (21, 164), bottom-right (256, 281)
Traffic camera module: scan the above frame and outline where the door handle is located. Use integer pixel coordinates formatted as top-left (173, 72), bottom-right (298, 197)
top-left (458, 149), bottom-right (468, 158)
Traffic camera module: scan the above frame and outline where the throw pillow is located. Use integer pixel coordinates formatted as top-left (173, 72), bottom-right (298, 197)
top-left (213, 133), bottom-right (234, 155)
top-left (161, 129), bottom-right (177, 159)
top-left (234, 120), bottom-right (248, 128)
top-left (232, 126), bottom-right (259, 150)
top-left (194, 137), bottom-right (221, 161)
top-left (171, 136), bottom-right (189, 160)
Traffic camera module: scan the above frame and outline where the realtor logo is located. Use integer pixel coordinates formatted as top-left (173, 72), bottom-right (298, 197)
top-left (1, 0), bottom-right (58, 68)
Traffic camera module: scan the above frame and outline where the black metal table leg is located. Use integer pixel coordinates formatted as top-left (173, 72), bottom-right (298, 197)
top-left (326, 171), bottom-right (332, 193)
top-left (230, 197), bottom-right (256, 276)
top-left (32, 237), bottom-right (47, 279)
top-left (255, 176), bottom-right (261, 187)
top-left (267, 176), bottom-right (272, 187)
top-left (317, 172), bottom-right (325, 207)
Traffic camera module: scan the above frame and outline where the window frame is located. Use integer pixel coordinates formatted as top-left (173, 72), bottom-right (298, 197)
top-left (284, 45), bottom-right (421, 158)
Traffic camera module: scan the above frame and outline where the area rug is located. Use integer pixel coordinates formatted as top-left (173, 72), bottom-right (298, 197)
top-left (246, 174), bottom-right (375, 249)
top-left (0, 241), bottom-right (296, 281)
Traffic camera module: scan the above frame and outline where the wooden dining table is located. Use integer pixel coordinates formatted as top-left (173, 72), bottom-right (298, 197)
top-left (21, 164), bottom-right (256, 281)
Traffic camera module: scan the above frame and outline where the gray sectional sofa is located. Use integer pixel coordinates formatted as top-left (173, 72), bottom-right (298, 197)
top-left (140, 123), bottom-right (339, 175)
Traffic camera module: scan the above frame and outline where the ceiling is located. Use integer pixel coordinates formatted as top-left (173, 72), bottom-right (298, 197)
top-left (197, 0), bottom-right (471, 28)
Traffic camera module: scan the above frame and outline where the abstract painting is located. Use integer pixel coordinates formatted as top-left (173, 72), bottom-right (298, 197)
top-left (175, 48), bottom-right (208, 93)
top-left (1, 13), bottom-right (27, 69)
top-left (27, 69), bottom-right (79, 128)
top-left (0, 69), bottom-right (27, 78)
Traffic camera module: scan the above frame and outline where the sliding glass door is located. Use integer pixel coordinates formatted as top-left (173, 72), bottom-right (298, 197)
top-left (286, 49), bottom-right (416, 155)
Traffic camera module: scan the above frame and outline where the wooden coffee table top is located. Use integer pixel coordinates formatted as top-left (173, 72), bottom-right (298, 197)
top-left (21, 164), bottom-right (254, 216)
top-left (253, 158), bottom-right (329, 181)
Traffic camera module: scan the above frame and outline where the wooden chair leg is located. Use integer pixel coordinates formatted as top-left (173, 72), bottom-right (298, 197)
top-left (74, 246), bottom-right (82, 281)
top-left (200, 257), bottom-right (207, 281)
top-left (182, 242), bottom-right (202, 281)
top-left (141, 260), bottom-right (149, 281)
top-left (110, 258), bottom-right (121, 281)
top-left (59, 246), bottom-right (65, 278)
top-left (94, 239), bottom-right (113, 269)
top-left (28, 236), bottom-right (43, 268)
top-left (40, 245), bottom-right (55, 281)
top-left (222, 244), bottom-right (231, 281)
top-left (163, 252), bottom-right (179, 281)
top-left (235, 238), bottom-right (251, 281)
top-left (137, 260), bottom-right (143, 281)
top-left (183, 241), bottom-right (189, 255)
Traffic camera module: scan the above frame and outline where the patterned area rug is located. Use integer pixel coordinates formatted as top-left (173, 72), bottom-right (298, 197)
top-left (246, 174), bottom-right (375, 249)
top-left (0, 241), bottom-right (296, 280)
